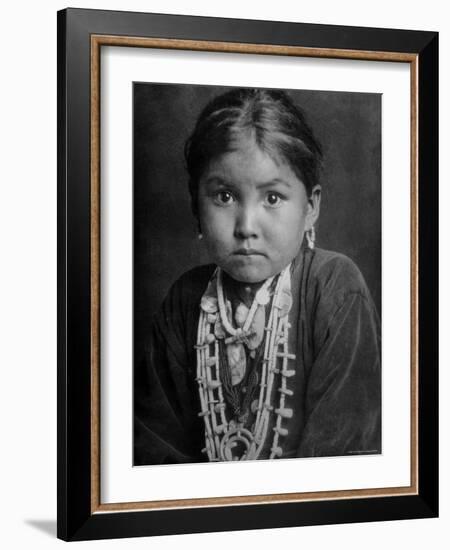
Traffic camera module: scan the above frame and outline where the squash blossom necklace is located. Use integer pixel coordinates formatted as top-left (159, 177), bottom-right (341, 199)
top-left (195, 264), bottom-right (296, 461)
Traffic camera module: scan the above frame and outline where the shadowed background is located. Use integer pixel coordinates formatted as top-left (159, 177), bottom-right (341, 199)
top-left (134, 83), bottom-right (381, 353)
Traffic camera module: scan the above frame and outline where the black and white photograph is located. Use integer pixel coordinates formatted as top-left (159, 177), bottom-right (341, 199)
top-left (133, 83), bottom-right (382, 465)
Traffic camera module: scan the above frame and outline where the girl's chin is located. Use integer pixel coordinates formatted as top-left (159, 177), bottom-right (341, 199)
top-left (221, 264), bottom-right (273, 284)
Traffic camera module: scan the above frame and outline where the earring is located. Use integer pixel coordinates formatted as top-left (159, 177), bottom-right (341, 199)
top-left (306, 226), bottom-right (315, 250)
top-left (198, 233), bottom-right (203, 240)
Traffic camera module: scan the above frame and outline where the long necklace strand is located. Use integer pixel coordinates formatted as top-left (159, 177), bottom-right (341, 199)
top-left (196, 265), bottom-right (296, 461)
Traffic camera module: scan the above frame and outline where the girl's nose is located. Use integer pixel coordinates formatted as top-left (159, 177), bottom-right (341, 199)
top-left (234, 205), bottom-right (258, 240)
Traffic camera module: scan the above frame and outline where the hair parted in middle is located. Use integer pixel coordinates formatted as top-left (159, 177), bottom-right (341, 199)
top-left (184, 87), bottom-right (323, 219)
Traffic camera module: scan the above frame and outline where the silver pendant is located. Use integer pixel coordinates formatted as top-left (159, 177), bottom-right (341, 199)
top-left (226, 342), bottom-right (246, 385)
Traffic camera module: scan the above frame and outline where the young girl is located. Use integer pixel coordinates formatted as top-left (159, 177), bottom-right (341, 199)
top-left (134, 88), bottom-right (381, 464)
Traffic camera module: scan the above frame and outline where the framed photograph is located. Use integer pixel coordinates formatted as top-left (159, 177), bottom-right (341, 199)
top-left (57, 8), bottom-right (438, 541)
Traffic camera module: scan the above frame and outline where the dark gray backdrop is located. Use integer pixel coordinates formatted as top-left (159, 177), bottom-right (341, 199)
top-left (133, 83), bottom-right (381, 353)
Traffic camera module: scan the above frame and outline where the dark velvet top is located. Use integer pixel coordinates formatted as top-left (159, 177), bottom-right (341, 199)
top-left (134, 246), bottom-right (381, 465)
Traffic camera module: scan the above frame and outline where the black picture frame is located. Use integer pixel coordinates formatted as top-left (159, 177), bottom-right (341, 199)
top-left (57, 7), bottom-right (438, 541)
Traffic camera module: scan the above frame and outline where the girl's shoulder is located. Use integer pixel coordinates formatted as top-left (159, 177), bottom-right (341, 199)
top-left (305, 247), bottom-right (373, 304)
top-left (166, 264), bottom-right (216, 307)
top-left (302, 248), bottom-right (380, 348)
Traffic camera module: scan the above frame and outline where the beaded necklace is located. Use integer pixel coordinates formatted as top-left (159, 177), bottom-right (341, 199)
top-left (195, 264), bottom-right (296, 461)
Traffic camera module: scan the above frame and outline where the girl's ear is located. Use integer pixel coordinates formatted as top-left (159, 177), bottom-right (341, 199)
top-left (305, 185), bottom-right (321, 230)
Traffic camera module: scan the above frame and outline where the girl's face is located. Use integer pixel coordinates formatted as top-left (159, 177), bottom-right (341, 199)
top-left (198, 137), bottom-right (320, 283)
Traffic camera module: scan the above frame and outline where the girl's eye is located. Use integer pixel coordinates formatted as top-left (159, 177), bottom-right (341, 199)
top-left (265, 192), bottom-right (283, 207)
top-left (215, 191), bottom-right (234, 205)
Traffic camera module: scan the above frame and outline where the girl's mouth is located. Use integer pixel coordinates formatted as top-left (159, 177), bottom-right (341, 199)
top-left (234, 248), bottom-right (265, 256)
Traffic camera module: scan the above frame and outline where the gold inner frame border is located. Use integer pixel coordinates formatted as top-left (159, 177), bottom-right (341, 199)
top-left (89, 34), bottom-right (419, 514)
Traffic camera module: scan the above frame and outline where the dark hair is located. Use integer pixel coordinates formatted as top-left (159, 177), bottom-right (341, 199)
top-left (184, 87), bottom-right (323, 218)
